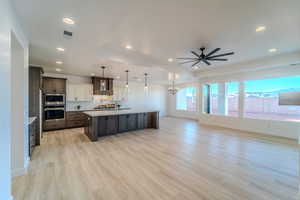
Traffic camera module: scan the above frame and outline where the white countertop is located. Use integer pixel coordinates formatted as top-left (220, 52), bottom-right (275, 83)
top-left (83, 110), bottom-right (159, 117)
top-left (67, 108), bottom-right (131, 112)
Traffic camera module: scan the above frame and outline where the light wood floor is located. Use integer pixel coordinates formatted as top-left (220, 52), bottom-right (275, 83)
top-left (13, 117), bottom-right (299, 200)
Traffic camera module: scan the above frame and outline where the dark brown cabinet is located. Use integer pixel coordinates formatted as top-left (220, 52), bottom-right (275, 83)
top-left (43, 77), bottom-right (66, 94)
top-left (118, 115), bottom-right (128, 132)
top-left (96, 116), bottom-right (118, 137)
top-left (84, 112), bottom-right (160, 142)
top-left (137, 113), bottom-right (148, 129)
top-left (92, 77), bottom-right (113, 95)
top-left (66, 111), bottom-right (88, 128)
top-left (106, 116), bottom-right (118, 135)
top-left (29, 66), bottom-right (43, 145)
top-left (43, 120), bottom-right (66, 131)
top-left (97, 117), bottom-right (107, 136)
top-left (29, 118), bottom-right (37, 157)
top-left (118, 114), bottom-right (137, 132)
top-left (128, 114), bottom-right (137, 131)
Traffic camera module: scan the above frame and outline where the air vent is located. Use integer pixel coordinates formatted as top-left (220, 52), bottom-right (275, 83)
top-left (63, 30), bottom-right (73, 37)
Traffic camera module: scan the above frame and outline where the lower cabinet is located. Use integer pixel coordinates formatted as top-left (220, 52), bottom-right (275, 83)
top-left (128, 114), bottom-right (137, 131)
top-left (84, 112), bottom-right (159, 141)
top-left (66, 111), bottom-right (88, 128)
top-left (29, 118), bottom-right (37, 157)
top-left (106, 116), bottom-right (118, 135)
top-left (118, 114), bottom-right (138, 132)
top-left (137, 113), bottom-right (148, 129)
top-left (118, 115), bottom-right (128, 132)
top-left (43, 119), bottom-right (66, 131)
top-left (98, 116), bottom-right (118, 137)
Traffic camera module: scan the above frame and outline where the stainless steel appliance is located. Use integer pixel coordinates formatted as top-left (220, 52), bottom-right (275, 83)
top-left (44, 106), bottom-right (65, 121)
top-left (45, 94), bottom-right (65, 106)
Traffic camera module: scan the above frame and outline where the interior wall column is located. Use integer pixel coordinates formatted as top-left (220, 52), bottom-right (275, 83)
top-left (239, 82), bottom-right (245, 117)
top-left (218, 83), bottom-right (227, 115)
top-left (198, 83), bottom-right (203, 114)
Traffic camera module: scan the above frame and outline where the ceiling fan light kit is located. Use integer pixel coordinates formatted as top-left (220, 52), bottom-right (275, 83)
top-left (177, 47), bottom-right (234, 68)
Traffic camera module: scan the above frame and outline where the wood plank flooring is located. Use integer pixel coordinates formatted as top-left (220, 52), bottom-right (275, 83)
top-left (12, 117), bottom-right (299, 200)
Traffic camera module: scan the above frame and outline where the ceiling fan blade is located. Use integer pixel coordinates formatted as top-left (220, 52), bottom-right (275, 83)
top-left (207, 52), bottom-right (234, 59)
top-left (176, 57), bottom-right (198, 60)
top-left (191, 51), bottom-right (201, 58)
top-left (192, 60), bottom-right (201, 67)
top-left (205, 48), bottom-right (221, 57)
top-left (206, 58), bottom-right (228, 61)
top-left (202, 59), bottom-right (211, 65)
top-left (179, 60), bottom-right (199, 65)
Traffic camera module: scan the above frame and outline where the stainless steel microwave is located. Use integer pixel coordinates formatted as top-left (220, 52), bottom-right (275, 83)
top-left (45, 94), bottom-right (65, 106)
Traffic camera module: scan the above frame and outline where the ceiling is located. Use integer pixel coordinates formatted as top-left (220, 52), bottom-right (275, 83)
top-left (13, 0), bottom-right (300, 84)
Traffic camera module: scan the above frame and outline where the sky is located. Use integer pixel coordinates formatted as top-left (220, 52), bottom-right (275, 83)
top-left (185, 76), bottom-right (300, 97)
top-left (210, 76), bottom-right (300, 95)
top-left (245, 76), bottom-right (300, 92)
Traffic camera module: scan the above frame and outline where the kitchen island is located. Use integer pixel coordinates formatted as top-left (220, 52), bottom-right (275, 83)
top-left (83, 110), bottom-right (159, 141)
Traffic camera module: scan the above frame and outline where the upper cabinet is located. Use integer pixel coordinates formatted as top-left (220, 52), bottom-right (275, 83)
top-left (67, 83), bottom-right (93, 102)
top-left (43, 77), bottom-right (66, 94)
top-left (92, 77), bottom-right (113, 96)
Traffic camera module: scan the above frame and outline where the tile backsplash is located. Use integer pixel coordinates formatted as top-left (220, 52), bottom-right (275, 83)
top-left (66, 95), bottom-right (123, 111)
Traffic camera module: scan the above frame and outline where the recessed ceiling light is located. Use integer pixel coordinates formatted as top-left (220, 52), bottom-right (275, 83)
top-left (269, 48), bottom-right (277, 53)
top-left (91, 73), bottom-right (95, 76)
top-left (56, 61), bottom-right (63, 64)
top-left (56, 68), bottom-right (62, 72)
top-left (63, 17), bottom-right (75, 25)
top-left (116, 76), bottom-right (120, 79)
top-left (168, 58), bottom-right (173, 62)
top-left (256, 26), bottom-right (266, 32)
top-left (192, 66), bottom-right (199, 70)
top-left (126, 45), bottom-right (132, 50)
top-left (56, 47), bottom-right (65, 52)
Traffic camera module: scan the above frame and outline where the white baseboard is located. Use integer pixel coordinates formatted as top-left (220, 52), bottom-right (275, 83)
top-left (12, 167), bottom-right (27, 177)
top-left (12, 157), bottom-right (30, 177)
top-left (24, 156), bottom-right (30, 170)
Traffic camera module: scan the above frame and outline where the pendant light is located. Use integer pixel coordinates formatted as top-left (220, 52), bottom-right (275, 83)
top-left (168, 73), bottom-right (179, 95)
top-left (100, 66), bottom-right (106, 91)
top-left (125, 70), bottom-right (129, 88)
top-left (144, 73), bottom-right (148, 89)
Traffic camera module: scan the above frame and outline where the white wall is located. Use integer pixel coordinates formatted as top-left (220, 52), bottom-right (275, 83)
top-left (43, 73), bottom-right (168, 116)
top-left (11, 32), bottom-right (28, 177)
top-left (0, 0), bottom-right (29, 199)
top-left (116, 81), bottom-right (168, 116)
top-left (197, 63), bottom-right (300, 140)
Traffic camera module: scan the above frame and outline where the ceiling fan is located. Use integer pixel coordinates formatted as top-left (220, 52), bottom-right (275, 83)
top-left (177, 47), bottom-right (234, 67)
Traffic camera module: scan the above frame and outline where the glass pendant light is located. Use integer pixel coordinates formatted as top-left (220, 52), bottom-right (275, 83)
top-left (144, 73), bottom-right (148, 89)
top-left (124, 70), bottom-right (129, 99)
top-left (168, 73), bottom-right (179, 95)
top-left (125, 70), bottom-right (129, 88)
top-left (100, 66), bottom-right (106, 92)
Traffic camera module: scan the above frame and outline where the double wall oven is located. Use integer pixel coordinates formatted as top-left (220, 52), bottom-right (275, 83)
top-left (44, 94), bottom-right (65, 121)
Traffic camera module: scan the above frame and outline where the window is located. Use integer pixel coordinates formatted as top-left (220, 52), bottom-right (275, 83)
top-left (244, 76), bottom-right (300, 122)
top-left (202, 83), bottom-right (219, 114)
top-left (211, 84), bottom-right (218, 114)
top-left (226, 82), bottom-right (239, 117)
top-left (176, 88), bottom-right (197, 111)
